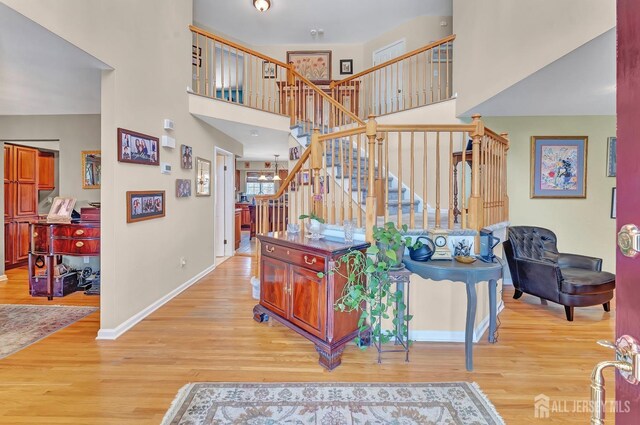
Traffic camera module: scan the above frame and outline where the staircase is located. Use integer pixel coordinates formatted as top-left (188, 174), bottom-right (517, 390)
top-left (189, 25), bottom-right (510, 244)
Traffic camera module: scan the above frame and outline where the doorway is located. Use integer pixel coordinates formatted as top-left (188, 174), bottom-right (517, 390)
top-left (214, 149), bottom-right (235, 262)
top-left (372, 39), bottom-right (406, 115)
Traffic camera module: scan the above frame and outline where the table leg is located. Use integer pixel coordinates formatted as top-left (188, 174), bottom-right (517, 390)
top-left (488, 279), bottom-right (497, 343)
top-left (395, 280), bottom-right (405, 345)
top-left (46, 255), bottom-right (54, 301)
top-left (465, 280), bottom-right (477, 371)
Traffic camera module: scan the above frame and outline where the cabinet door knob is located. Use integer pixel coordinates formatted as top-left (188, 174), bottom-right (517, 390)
top-left (75, 241), bottom-right (84, 248)
top-left (75, 229), bottom-right (85, 236)
top-left (304, 255), bottom-right (317, 265)
top-left (266, 245), bottom-right (275, 253)
top-left (33, 232), bottom-right (38, 238)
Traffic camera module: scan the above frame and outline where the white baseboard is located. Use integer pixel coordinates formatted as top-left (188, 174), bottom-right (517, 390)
top-left (0, 274), bottom-right (7, 282)
top-left (96, 263), bottom-right (216, 340)
top-left (409, 301), bottom-right (505, 343)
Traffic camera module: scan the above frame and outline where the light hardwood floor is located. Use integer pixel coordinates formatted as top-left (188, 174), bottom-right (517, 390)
top-left (0, 257), bottom-right (614, 424)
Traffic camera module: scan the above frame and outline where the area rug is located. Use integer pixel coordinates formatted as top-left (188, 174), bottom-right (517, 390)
top-left (0, 304), bottom-right (98, 359)
top-left (162, 382), bottom-right (505, 424)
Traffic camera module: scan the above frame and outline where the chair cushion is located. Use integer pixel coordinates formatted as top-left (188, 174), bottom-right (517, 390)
top-left (560, 268), bottom-right (616, 295)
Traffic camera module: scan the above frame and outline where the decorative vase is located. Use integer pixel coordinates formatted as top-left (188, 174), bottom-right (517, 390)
top-left (306, 219), bottom-right (325, 239)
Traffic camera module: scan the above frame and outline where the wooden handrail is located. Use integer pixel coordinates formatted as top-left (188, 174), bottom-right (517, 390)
top-left (330, 34), bottom-right (456, 88)
top-left (255, 146), bottom-right (312, 201)
top-left (484, 127), bottom-right (510, 145)
top-left (317, 126), bottom-right (366, 142)
top-left (289, 69), bottom-right (366, 126)
top-left (190, 25), bottom-right (289, 68)
top-left (377, 124), bottom-right (474, 132)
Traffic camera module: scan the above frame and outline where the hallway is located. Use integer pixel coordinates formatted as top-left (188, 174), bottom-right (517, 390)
top-left (0, 256), bottom-right (614, 424)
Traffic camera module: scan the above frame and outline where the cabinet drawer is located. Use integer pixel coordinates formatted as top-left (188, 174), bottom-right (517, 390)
top-left (52, 239), bottom-right (100, 255)
top-left (52, 225), bottom-right (100, 238)
top-left (262, 243), bottom-right (326, 272)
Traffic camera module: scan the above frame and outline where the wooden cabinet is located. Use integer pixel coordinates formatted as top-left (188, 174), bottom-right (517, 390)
top-left (37, 151), bottom-right (55, 190)
top-left (234, 208), bottom-right (241, 250)
top-left (4, 144), bottom-right (42, 268)
top-left (235, 203), bottom-right (255, 238)
top-left (254, 233), bottom-right (369, 370)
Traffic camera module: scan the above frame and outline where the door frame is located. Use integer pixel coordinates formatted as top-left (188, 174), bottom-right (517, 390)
top-left (372, 39), bottom-right (406, 115)
top-left (213, 147), bottom-right (235, 258)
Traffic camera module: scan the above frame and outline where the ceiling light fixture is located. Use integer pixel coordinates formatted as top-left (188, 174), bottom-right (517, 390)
top-left (273, 154), bottom-right (281, 181)
top-left (253, 0), bottom-right (271, 12)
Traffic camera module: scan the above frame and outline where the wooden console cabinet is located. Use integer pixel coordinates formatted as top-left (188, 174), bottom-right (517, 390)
top-left (254, 233), bottom-right (369, 370)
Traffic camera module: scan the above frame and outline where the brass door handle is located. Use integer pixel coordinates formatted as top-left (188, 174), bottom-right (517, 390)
top-left (75, 241), bottom-right (84, 248)
top-left (75, 229), bottom-right (85, 236)
top-left (304, 255), bottom-right (317, 265)
top-left (265, 245), bottom-right (275, 253)
top-left (33, 232), bottom-right (38, 238)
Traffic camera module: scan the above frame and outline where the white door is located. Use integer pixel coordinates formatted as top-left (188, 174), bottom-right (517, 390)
top-left (215, 154), bottom-right (226, 257)
top-left (372, 39), bottom-right (406, 115)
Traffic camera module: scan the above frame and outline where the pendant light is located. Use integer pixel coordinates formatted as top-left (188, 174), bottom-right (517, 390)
top-left (258, 172), bottom-right (268, 181)
top-left (253, 0), bottom-right (271, 12)
top-left (273, 154), bottom-right (281, 181)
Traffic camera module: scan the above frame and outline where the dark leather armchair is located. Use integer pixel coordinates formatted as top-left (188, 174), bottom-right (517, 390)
top-left (503, 226), bottom-right (615, 321)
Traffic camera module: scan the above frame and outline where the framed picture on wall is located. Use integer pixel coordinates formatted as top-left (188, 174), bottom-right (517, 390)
top-left (530, 136), bottom-right (588, 198)
top-left (339, 59), bottom-right (353, 75)
top-left (181, 144), bottom-right (193, 169)
top-left (606, 136), bottom-right (616, 177)
top-left (289, 146), bottom-right (300, 160)
top-left (176, 179), bottom-right (192, 198)
top-left (118, 128), bottom-right (159, 166)
top-left (262, 61), bottom-right (277, 79)
top-left (286, 50), bottom-right (332, 84)
top-left (611, 187), bottom-right (617, 219)
top-left (127, 191), bottom-right (165, 223)
top-left (196, 157), bottom-right (212, 196)
top-left (81, 150), bottom-right (101, 189)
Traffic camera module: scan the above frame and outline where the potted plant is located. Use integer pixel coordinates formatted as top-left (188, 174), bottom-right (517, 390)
top-left (299, 212), bottom-right (325, 238)
top-left (320, 222), bottom-right (415, 348)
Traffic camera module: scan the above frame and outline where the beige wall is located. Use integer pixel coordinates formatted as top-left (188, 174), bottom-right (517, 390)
top-left (0, 114), bottom-right (101, 205)
top-left (2, 0), bottom-right (243, 333)
top-left (453, 0), bottom-right (616, 116)
top-left (363, 15), bottom-right (453, 69)
top-left (483, 116), bottom-right (616, 272)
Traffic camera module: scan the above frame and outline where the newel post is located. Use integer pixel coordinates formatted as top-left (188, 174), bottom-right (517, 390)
top-left (310, 128), bottom-right (324, 220)
top-left (365, 115), bottom-right (378, 243)
top-left (500, 132), bottom-right (510, 223)
top-left (469, 114), bottom-right (484, 252)
top-left (287, 62), bottom-right (296, 127)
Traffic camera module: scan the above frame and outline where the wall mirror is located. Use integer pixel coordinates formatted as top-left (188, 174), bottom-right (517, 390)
top-left (196, 157), bottom-right (211, 196)
top-left (82, 150), bottom-right (101, 189)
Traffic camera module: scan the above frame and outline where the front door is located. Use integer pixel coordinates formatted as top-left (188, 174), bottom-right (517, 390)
top-left (615, 1), bottom-right (640, 422)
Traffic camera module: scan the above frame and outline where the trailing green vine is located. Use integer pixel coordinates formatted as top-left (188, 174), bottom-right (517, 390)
top-left (320, 222), bottom-right (414, 348)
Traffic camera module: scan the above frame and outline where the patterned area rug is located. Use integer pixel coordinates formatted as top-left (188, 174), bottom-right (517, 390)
top-left (162, 382), bottom-right (505, 424)
top-left (0, 304), bottom-right (98, 359)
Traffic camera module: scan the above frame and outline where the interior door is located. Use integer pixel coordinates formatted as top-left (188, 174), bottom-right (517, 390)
top-left (215, 154), bottom-right (226, 257)
top-left (373, 40), bottom-right (405, 115)
top-left (289, 264), bottom-right (326, 339)
top-left (615, 1), bottom-right (640, 422)
top-left (4, 145), bottom-right (13, 220)
top-left (14, 146), bottom-right (37, 217)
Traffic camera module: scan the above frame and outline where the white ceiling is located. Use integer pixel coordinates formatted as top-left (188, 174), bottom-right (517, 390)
top-left (194, 114), bottom-right (290, 161)
top-left (0, 3), bottom-right (109, 115)
top-left (466, 29), bottom-right (616, 117)
top-left (193, 0), bottom-right (452, 45)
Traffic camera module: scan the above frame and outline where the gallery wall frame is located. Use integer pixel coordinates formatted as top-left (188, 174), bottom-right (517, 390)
top-left (530, 136), bottom-right (588, 199)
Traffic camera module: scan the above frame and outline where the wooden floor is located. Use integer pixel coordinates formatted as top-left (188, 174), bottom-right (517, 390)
top-left (0, 257), bottom-right (615, 424)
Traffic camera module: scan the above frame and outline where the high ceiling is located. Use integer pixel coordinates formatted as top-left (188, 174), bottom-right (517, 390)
top-left (0, 3), bottom-right (109, 115)
top-left (466, 29), bottom-right (616, 117)
top-left (193, 0), bottom-right (452, 45)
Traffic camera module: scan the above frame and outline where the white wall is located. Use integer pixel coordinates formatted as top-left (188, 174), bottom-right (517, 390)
top-left (453, 0), bottom-right (616, 116)
top-left (2, 0), bottom-right (243, 334)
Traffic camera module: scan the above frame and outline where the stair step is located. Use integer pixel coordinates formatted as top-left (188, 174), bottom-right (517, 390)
top-left (333, 175), bottom-right (395, 189)
top-left (387, 200), bottom-right (421, 214)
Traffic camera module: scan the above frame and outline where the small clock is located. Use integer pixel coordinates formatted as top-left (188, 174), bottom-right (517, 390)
top-left (429, 228), bottom-right (452, 260)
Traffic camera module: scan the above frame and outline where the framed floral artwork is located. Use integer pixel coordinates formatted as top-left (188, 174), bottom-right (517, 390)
top-left (286, 50), bottom-right (332, 85)
top-left (530, 136), bottom-right (588, 198)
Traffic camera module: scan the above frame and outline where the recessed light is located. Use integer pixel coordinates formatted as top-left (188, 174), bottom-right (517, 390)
top-left (250, 130), bottom-right (259, 137)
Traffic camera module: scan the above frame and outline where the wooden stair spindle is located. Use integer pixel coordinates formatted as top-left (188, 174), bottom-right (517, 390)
top-left (365, 116), bottom-right (378, 243)
top-left (468, 115), bottom-right (485, 253)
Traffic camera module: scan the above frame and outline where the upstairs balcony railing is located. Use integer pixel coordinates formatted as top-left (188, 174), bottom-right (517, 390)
top-left (330, 35), bottom-right (456, 120)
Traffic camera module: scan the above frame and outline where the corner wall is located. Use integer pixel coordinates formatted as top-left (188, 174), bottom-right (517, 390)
top-left (483, 116), bottom-right (616, 272)
top-left (2, 0), bottom-right (243, 334)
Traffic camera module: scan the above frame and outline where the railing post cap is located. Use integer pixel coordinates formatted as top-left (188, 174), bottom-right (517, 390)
top-left (500, 132), bottom-right (509, 138)
top-left (471, 114), bottom-right (482, 120)
top-left (313, 128), bottom-right (320, 134)
top-left (367, 114), bottom-right (377, 119)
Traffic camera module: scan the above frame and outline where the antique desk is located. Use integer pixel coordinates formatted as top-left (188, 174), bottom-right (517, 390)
top-left (29, 221), bottom-right (100, 300)
top-left (404, 257), bottom-right (502, 371)
top-left (254, 232), bottom-right (369, 370)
